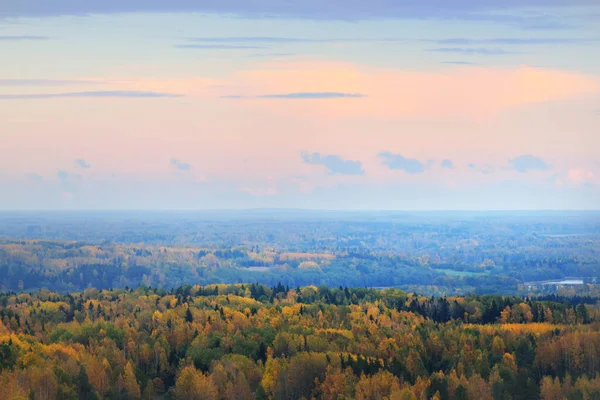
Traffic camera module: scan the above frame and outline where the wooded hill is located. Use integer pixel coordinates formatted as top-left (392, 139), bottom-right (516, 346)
top-left (1, 284), bottom-right (599, 399)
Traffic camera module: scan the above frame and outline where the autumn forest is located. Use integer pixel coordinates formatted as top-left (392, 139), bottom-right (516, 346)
top-left (0, 211), bottom-right (599, 399)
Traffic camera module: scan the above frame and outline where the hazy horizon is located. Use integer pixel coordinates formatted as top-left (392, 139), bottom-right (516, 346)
top-left (1, 208), bottom-right (600, 214)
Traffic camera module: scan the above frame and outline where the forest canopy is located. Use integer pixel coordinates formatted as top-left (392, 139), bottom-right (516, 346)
top-left (1, 284), bottom-right (600, 399)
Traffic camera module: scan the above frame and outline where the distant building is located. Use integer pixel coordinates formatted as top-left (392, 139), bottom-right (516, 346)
top-left (524, 278), bottom-right (589, 292)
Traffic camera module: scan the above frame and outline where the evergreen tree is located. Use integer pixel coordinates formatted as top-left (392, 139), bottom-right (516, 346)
top-left (185, 307), bottom-right (193, 323)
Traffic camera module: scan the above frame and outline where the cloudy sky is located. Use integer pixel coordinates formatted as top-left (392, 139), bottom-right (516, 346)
top-left (1, 1), bottom-right (599, 210)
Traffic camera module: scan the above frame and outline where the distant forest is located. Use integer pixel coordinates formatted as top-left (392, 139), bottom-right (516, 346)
top-left (0, 211), bottom-right (599, 295)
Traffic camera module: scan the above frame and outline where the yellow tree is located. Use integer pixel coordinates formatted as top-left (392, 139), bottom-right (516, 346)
top-left (502, 353), bottom-right (518, 374)
top-left (123, 361), bottom-right (141, 399)
top-left (500, 306), bottom-right (511, 324)
top-left (319, 366), bottom-right (357, 400)
top-left (390, 388), bottom-right (418, 400)
top-left (225, 373), bottom-right (252, 400)
top-left (491, 337), bottom-right (505, 356)
top-left (354, 371), bottom-right (401, 400)
top-left (540, 376), bottom-right (564, 400)
top-left (261, 356), bottom-right (285, 399)
top-left (175, 365), bottom-right (218, 400)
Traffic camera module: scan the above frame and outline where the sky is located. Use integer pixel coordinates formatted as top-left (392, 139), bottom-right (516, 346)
top-left (0, 1), bottom-right (599, 210)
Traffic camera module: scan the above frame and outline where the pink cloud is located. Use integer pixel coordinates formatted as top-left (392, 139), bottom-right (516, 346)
top-left (1, 60), bottom-right (598, 189)
top-left (567, 168), bottom-right (594, 184)
top-left (84, 61), bottom-right (597, 121)
top-left (215, 61), bottom-right (599, 120)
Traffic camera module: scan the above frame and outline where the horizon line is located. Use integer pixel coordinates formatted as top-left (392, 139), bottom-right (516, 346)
top-left (1, 208), bottom-right (599, 213)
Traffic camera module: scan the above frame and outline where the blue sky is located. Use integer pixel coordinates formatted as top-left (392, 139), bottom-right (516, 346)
top-left (0, 1), bottom-right (599, 209)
